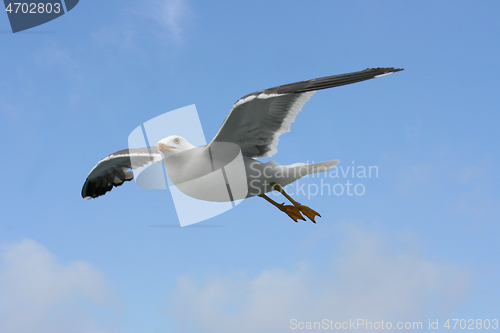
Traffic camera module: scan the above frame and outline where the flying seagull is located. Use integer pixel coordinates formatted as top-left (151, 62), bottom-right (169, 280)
top-left (82, 67), bottom-right (403, 222)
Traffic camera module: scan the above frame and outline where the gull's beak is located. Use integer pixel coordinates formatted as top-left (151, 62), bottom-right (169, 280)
top-left (157, 143), bottom-right (174, 152)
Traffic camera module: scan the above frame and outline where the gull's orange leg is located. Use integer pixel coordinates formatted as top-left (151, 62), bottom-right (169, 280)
top-left (259, 193), bottom-right (305, 222)
top-left (270, 183), bottom-right (321, 223)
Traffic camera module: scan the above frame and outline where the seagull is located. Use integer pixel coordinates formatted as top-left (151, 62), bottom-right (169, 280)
top-left (82, 67), bottom-right (403, 222)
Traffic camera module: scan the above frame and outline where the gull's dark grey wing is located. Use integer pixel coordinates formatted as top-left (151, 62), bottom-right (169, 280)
top-left (82, 147), bottom-right (162, 199)
top-left (209, 67), bottom-right (403, 158)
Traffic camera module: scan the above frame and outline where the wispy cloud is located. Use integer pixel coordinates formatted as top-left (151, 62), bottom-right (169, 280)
top-left (150, 0), bottom-right (192, 43)
top-left (170, 225), bottom-right (468, 332)
top-left (392, 146), bottom-right (500, 225)
top-left (0, 239), bottom-right (115, 333)
top-left (91, 0), bottom-right (193, 54)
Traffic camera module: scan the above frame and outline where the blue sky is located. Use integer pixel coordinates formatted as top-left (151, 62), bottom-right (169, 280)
top-left (1, 1), bottom-right (499, 332)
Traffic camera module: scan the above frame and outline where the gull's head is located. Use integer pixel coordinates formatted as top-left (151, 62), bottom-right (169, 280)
top-left (156, 135), bottom-right (195, 156)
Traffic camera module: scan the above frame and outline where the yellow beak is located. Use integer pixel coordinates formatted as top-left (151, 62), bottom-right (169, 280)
top-left (157, 143), bottom-right (174, 152)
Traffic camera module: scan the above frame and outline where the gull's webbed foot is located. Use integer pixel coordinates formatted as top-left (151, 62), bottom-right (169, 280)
top-left (297, 205), bottom-right (321, 223)
top-left (278, 204), bottom-right (306, 222)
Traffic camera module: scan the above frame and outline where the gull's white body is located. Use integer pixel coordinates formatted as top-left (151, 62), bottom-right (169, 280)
top-left (156, 135), bottom-right (338, 202)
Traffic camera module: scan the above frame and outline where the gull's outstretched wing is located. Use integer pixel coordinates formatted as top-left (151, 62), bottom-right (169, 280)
top-left (209, 67), bottom-right (403, 158)
top-left (82, 147), bottom-right (162, 199)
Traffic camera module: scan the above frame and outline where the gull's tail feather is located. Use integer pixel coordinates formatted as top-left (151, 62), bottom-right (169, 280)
top-left (288, 159), bottom-right (339, 177)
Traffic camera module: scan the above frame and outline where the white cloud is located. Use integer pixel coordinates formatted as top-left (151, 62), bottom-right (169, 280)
top-left (0, 239), bottom-right (115, 333)
top-left (150, 0), bottom-right (192, 42)
top-left (91, 0), bottom-right (192, 53)
top-left (170, 225), bottom-right (468, 332)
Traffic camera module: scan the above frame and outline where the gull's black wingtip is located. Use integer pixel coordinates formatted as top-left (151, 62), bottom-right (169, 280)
top-left (365, 67), bottom-right (404, 71)
top-left (372, 67), bottom-right (404, 74)
top-left (365, 67), bottom-right (404, 78)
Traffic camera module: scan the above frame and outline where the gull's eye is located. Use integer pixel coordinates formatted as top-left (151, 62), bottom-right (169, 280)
top-left (174, 138), bottom-right (180, 144)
